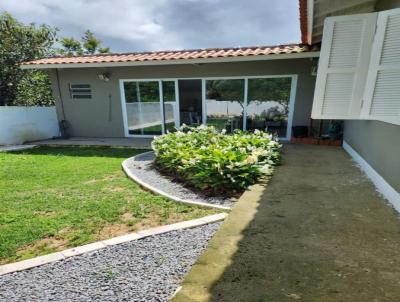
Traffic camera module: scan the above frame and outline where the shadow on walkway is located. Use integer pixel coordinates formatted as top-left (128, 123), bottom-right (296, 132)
top-left (173, 144), bottom-right (400, 302)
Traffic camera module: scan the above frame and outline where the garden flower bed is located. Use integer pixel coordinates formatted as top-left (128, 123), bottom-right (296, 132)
top-left (152, 125), bottom-right (281, 196)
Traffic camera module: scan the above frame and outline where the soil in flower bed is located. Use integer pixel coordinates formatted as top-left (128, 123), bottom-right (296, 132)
top-left (153, 163), bottom-right (244, 199)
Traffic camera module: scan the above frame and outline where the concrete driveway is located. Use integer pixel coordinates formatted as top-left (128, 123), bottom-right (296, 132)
top-left (173, 144), bottom-right (400, 302)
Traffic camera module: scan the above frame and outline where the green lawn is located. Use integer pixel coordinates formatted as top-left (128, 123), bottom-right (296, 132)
top-left (207, 118), bottom-right (229, 131)
top-left (0, 146), bottom-right (217, 264)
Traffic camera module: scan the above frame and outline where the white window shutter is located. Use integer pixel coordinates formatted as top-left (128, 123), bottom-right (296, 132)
top-left (311, 13), bottom-right (377, 120)
top-left (361, 8), bottom-right (400, 125)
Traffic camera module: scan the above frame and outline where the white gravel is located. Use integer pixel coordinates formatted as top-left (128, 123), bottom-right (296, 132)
top-left (125, 152), bottom-right (235, 208)
top-left (0, 222), bottom-right (221, 302)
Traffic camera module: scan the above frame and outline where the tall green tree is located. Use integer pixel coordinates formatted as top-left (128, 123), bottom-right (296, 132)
top-left (59, 30), bottom-right (110, 56)
top-left (0, 12), bottom-right (57, 106)
top-left (58, 37), bottom-right (83, 56)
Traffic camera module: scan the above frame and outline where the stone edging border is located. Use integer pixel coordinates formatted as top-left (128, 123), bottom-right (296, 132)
top-left (0, 213), bottom-right (227, 276)
top-left (0, 145), bottom-right (37, 152)
top-left (122, 152), bottom-right (231, 211)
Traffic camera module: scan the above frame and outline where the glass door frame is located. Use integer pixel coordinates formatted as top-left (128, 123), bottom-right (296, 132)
top-left (201, 75), bottom-right (298, 140)
top-left (202, 77), bottom-right (247, 132)
top-left (119, 79), bottom-right (180, 138)
top-left (119, 75), bottom-right (297, 140)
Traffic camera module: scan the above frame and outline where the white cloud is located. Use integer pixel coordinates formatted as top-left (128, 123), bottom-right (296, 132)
top-left (1, 0), bottom-right (300, 52)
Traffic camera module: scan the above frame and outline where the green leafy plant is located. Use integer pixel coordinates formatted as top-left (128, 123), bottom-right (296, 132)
top-left (152, 125), bottom-right (281, 195)
top-left (0, 12), bottom-right (57, 106)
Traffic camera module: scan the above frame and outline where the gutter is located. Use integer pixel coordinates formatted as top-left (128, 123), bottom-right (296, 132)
top-left (55, 68), bottom-right (66, 121)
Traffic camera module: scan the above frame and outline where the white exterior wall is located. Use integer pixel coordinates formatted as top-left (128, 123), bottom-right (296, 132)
top-left (0, 106), bottom-right (60, 145)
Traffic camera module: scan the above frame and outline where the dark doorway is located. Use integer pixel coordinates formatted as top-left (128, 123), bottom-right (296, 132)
top-left (178, 79), bottom-right (202, 126)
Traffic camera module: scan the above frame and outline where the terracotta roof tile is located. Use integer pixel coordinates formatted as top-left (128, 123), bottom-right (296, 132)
top-left (20, 43), bottom-right (320, 67)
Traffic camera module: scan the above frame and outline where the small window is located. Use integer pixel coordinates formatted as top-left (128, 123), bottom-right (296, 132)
top-left (69, 84), bottom-right (92, 99)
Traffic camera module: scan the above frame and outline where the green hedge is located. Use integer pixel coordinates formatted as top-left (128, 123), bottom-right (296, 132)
top-left (152, 125), bottom-right (281, 195)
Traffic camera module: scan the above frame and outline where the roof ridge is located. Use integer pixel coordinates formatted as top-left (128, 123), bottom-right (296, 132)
top-left (45, 43), bottom-right (308, 60)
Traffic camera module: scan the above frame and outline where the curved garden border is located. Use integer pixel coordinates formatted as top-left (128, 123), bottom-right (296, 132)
top-left (122, 151), bottom-right (233, 210)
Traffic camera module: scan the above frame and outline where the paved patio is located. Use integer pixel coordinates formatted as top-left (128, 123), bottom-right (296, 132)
top-left (31, 137), bottom-right (152, 149)
top-left (173, 144), bottom-right (400, 302)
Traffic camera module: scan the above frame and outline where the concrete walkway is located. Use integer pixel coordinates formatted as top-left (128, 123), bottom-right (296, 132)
top-left (32, 137), bottom-right (152, 149)
top-left (0, 145), bottom-right (36, 152)
top-left (172, 144), bottom-right (400, 302)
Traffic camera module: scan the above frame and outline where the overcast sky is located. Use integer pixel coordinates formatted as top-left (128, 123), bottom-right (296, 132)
top-left (1, 0), bottom-right (301, 53)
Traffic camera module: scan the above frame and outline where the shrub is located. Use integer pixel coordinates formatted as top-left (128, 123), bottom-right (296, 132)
top-left (151, 125), bottom-right (281, 195)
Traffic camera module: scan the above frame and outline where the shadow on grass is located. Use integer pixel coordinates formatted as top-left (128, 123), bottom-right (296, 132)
top-left (8, 146), bottom-right (149, 158)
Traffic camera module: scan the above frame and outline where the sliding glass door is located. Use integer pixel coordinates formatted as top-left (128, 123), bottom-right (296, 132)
top-left (204, 77), bottom-right (293, 137)
top-left (122, 80), bottom-right (180, 136)
top-left (246, 77), bottom-right (292, 137)
top-left (123, 81), bottom-right (162, 135)
top-left (205, 79), bottom-right (245, 132)
top-left (121, 76), bottom-right (295, 138)
top-left (162, 81), bottom-right (179, 133)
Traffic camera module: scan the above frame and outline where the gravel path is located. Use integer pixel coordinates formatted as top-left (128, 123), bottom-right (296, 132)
top-left (0, 222), bottom-right (221, 302)
top-left (124, 152), bottom-right (235, 208)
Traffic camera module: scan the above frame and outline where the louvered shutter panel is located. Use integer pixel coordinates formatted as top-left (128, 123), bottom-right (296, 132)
top-left (361, 8), bottom-right (400, 125)
top-left (311, 13), bottom-right (377, 119)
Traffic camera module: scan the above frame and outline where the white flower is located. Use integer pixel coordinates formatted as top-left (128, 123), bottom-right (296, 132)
top-left (189, 159), bottom-right (196, 165)
top-left (254, 129), bottom-right (261, 135)
top-left (239, 147), bottom-right (246, 153)
top-left (252, 147), bottom-right (269, 157)
top-left (230, 177), bottom-right (236, 183)
top-left (246, 145), bottom-right (254, 151)
top-left (221, 129), bottom-right (227, 134)
top-left (200, 145), bottom-right (207, 150)
top-left (198, 124), bottom-right (207, 129)
top-left (175, 131), bottom-right (185, 137)
top-left (245, 155), bottom-right (258, 164)
top-left (260, 164), bottom-right (272, 174)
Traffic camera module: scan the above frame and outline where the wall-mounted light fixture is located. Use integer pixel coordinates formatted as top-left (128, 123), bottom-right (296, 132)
top-left (311, 66), bottom-right (318, 76)
top-left (98, 72), bottom-right (111, 82)
top-left (310, 57), bottom-right (318, 76)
